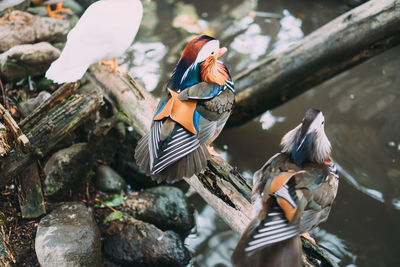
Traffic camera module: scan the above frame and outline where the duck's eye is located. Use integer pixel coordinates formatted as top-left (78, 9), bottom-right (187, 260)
top-left (322, 121), bottom-right (325, 125)
top-left (211, 51), bottom-right (215, 55)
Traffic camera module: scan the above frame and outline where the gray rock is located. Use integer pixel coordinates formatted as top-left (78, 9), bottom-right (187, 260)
top-left (0, 11), bottom-right (70, 53)
top-left (35, 202), bottom-right (101, 267)
top-left (125, 186), bottom-right (194, 237)
top-left (28, 0), bottom-right (82, 16)
top-left (63, 0), bottom-right (84, 15)
top-left (0, 42), bottom-right (60, 81)
top-left (43, 143), bottom-right (93, 199)
top-left (103, 219), bottom-right (190, 267)
top-left (95, 165), bottom-right (127, 193)
top-left (19, 91), bottom-right (51, 117)
top-left (26, 6), bottom-right (49, 17)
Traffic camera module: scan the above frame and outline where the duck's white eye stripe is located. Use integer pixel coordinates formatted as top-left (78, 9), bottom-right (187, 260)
top-left (195, 40), bottom-right (219, 64)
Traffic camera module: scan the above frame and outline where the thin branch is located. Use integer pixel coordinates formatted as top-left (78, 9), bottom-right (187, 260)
top-left (0, 79), bottom-right (9, 110)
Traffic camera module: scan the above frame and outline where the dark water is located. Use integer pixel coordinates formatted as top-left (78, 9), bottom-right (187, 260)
top-left (123, 1), bottom-right (400, 266)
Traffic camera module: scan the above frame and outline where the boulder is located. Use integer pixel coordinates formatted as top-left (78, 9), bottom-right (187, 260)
top-left (0, 11), bottom-right (70, 53)
top-left (103, 219), bottom-right (190, 267)
top-left (95, 165), bottom-right (127, 193)
top-left (125, 186), bottom-right (194, 237)
top-left (43, 143), bottom-right (93, 199)
top-left (0, 42), bottom-right (60, 81)
top-left (35, 202), bottom-right (101, 267)
top-left (19, 91), bottom-right (51, 117)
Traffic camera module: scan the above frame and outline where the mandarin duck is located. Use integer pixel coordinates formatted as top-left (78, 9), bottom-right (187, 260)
top-left (135, 35), bottom-right (235, 183)
top-left (232, 108), bottom-right (339, 267)
top-left (45, 0), bottom-right (142, 84)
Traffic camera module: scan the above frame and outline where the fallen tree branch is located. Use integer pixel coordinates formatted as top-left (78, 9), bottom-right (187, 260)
top-left (0, 82), bottom-right (104, 187)
top-left (228, 0), bottom-right (400, 127)
top-left (0, 103), bottom-right (29, 149)
top-left (87, 65), bottom-right (338, 266)
top-left (17, 162), bottom-right (46, 218)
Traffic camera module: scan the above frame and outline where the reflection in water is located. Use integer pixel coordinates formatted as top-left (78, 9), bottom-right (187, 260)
top-left (123, 0), bottom-right (400, 266)
top-left (172, 2), bottom-right (213, 35)
top-left (270, 9), bottom-right (304, 54)
top-left (259, 110), bottom-right (285, 130)
top-left (126, 42), bottom-right (168, 92)
top-left (185, 205), bottom-right (237, 267)
top-left (336, 163), bottom-right (386, 206)
top-left (223, 16), bottom-right (254, 40)
top-left (230, 23), bottom-right (271, 68)
top-left (310, 227), bottom-right (357, 266)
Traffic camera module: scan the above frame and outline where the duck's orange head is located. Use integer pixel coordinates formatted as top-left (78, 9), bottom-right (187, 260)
top-left (171, 35), bottom-right (229, 91)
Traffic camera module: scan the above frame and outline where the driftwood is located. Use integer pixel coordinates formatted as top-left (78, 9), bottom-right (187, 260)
top-left (228, 0), bottom-right (400, 127)
top-left (87, 65), bottom-right (337, 266)
top-left (0, 82), bottom-right (104, 187)
top-left (0, 103), bottom-right (29, 149)
top-left (17, 162), bottom-right (46, 218)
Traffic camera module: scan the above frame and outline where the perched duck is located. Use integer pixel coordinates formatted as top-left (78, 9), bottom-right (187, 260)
top-left (45, 0), bottom-right (143, 84)
top-left (31, 0), bottom-right (72, 18)
top-left (232, 108), bottom-right (339, 267)
top-left (135, 35), bottom-right (235, 183)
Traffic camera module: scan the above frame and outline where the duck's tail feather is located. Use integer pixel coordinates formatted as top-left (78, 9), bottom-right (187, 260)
top-left (151, 144), bottom-right (210, 183)
top-left (134, 132), bottom-right (151, 176)
top-left (233, 234), bottom-right (302, 267)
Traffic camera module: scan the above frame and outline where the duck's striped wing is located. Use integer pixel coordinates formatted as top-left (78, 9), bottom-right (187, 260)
top-left (135, 113), bottom-right (223, 182)
top-left (232, 196), bottom-right (303, 267)
top-left (149, 120), bottom-right (200, 175)
top-left (244, 171), bottom-right (304, 251)
top-left (244, 199), bottom-right (301, 254)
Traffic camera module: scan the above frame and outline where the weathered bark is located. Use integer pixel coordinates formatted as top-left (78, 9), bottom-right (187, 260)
top-left (0, 103), bottom-right (29, 149)
top-left (17, 162), bottom-right (46, 218)
top-left (87, 65), bottom-right (337, 266)
top-left (0, 82), bottom-right (104, 187)
top-left (228, 0), bottom-right (400, 127)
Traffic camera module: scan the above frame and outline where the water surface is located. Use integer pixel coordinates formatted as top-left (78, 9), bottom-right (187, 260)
top-left (124, 1), bottom-right (400, 266)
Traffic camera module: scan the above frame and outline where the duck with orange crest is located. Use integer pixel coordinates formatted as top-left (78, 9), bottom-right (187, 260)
top-left (135, 35), bottom-right (234, 183)
top-left (232, 108), bottom-right (339, 267)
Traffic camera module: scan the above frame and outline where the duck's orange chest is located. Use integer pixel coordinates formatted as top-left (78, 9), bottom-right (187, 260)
top-left (153, 89), bottom-right (198, 135)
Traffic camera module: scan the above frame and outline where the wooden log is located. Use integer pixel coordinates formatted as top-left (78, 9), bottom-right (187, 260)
top-left (0, 82), bottom-right (104, 187)
top-left (17, 162), bottom-right (46, 218)
top-left (0, 103), bottom-right (29, 150)
top-left (0, 122), bottom-right (10, 157)
top-left (87, 65), bottom-right (338, 266)
top-left (228, 0), bottom-right (400, 127)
